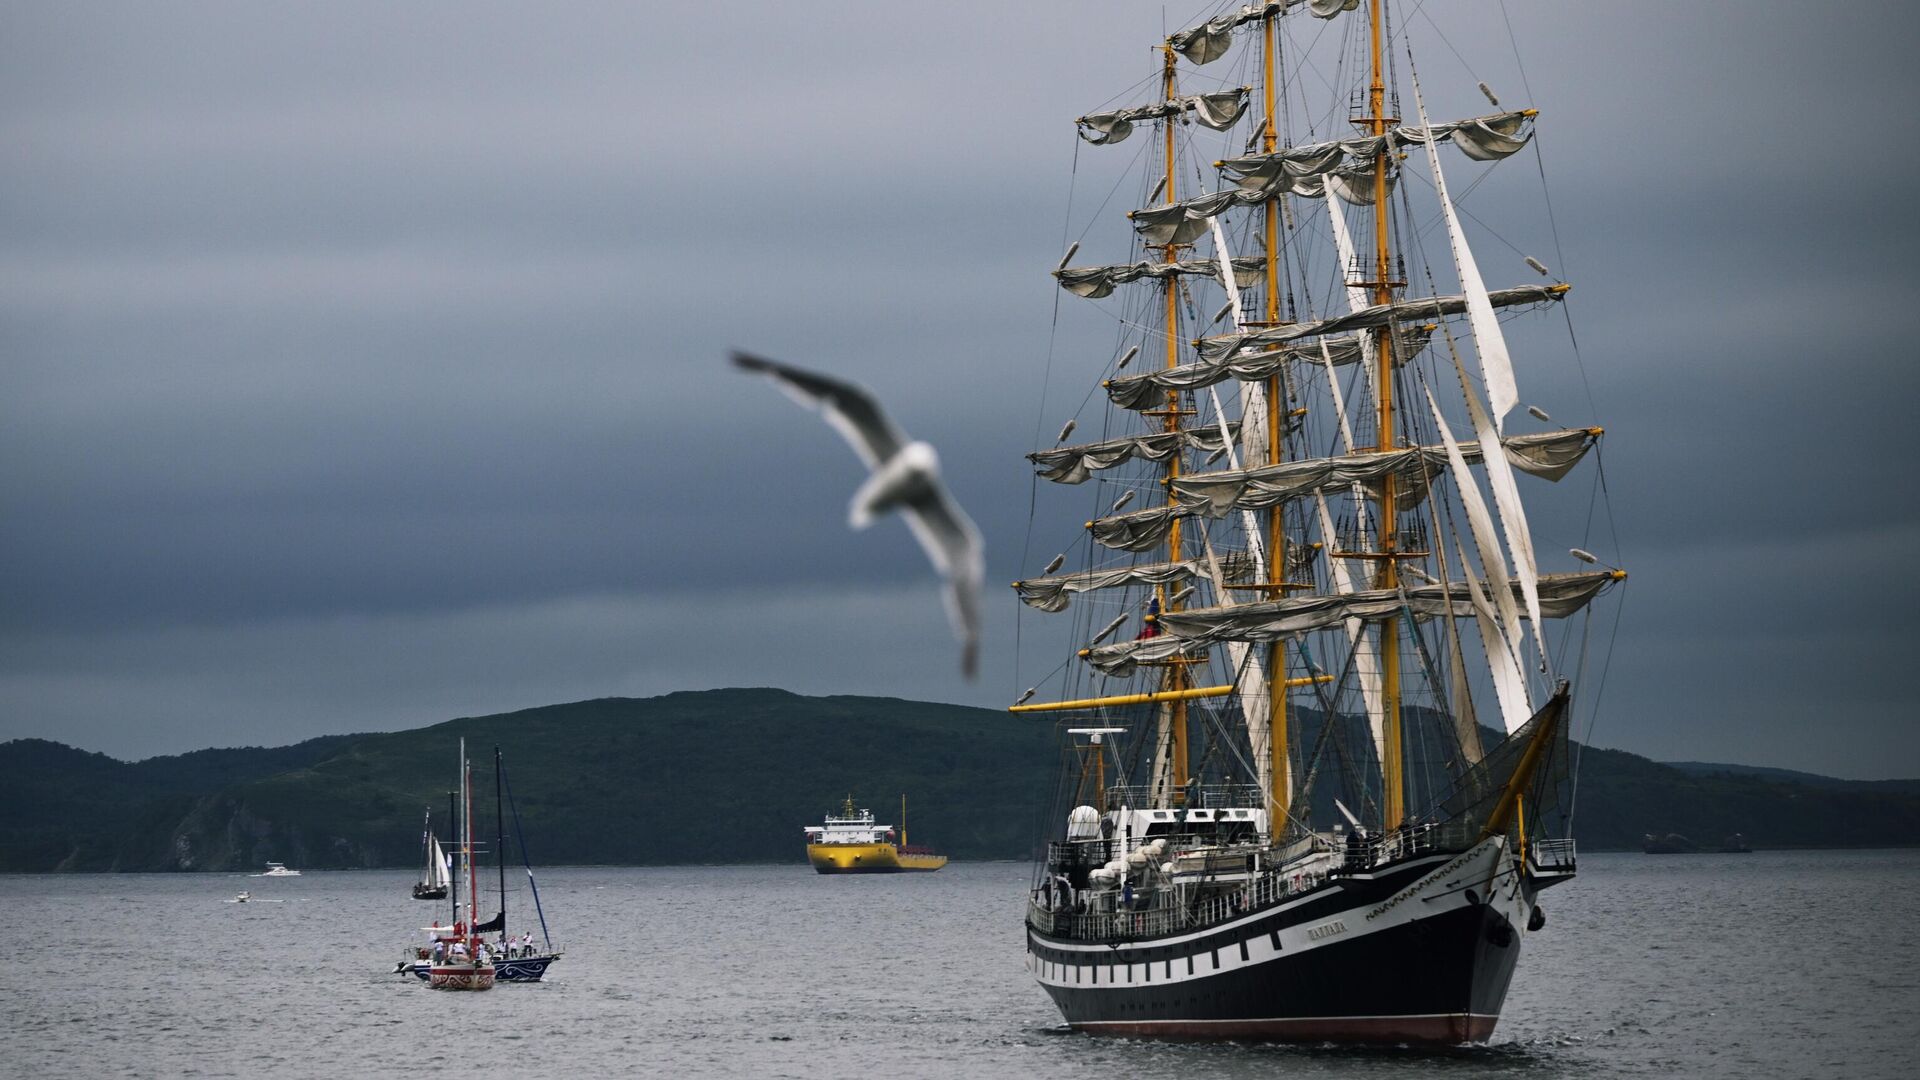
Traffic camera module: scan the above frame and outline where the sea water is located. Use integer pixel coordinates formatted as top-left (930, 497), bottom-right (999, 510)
top-left (4, 850), bottom-right (1915, 1078)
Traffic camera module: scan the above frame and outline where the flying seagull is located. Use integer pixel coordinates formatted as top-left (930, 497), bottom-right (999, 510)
top-left (732, 351), bottom-right (984, 678)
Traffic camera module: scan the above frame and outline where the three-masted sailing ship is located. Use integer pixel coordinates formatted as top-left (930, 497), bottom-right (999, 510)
top-left (1014, 0), bottom-right (1623, 1043)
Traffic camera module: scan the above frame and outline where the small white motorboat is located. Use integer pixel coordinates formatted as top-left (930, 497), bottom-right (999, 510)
top-left (251, 862), bottom-right (301, 877)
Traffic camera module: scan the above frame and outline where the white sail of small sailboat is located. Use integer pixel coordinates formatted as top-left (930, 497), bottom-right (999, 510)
top-left (1017, 0), bottom-right (1624, 1043)
top-left (412, 809), bottom-right (452, 901)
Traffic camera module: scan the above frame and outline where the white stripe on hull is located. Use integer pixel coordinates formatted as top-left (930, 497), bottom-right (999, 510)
top-left (1028, 838), bottom-right (1527, 990)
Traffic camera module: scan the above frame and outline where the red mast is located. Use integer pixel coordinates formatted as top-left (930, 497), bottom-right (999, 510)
top-left (464, 745), bottom-right (479, 956)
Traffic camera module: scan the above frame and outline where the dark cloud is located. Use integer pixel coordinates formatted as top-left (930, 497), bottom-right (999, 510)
top-left (2, 2), bottom-right (1917, 776)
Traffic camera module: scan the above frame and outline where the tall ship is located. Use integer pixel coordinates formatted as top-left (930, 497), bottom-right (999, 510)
top-left (805, 796), bottom-right (947, 874)
top-left (1013, 0), bottom-right (1624, 1043)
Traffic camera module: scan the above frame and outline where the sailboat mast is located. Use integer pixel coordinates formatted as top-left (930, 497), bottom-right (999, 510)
top-left (463, 741), bottom-right (478, 947)
top-left (1158, 40), bottom-right (1191, 799)
top-left (447, 788), bottom-right (458, 926)
top-left (901, 793), bottom-right (907, 848)
top-left (1261, 3), bottom-right (1292, 833)
top-left (495, 746), bottom-right (506, 938)
top-left (1366, 0), bottom-right (1406, 830)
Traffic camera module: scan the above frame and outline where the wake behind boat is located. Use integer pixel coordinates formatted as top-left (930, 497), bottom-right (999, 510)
top-left (1013, 0), bottom-right (1622, 1045)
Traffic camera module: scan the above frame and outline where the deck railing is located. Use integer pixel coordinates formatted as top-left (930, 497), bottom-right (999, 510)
top-left (1529, 837), bottom-right (1577, 873)
top-left (1028, 819), bottom-right (1518, 942)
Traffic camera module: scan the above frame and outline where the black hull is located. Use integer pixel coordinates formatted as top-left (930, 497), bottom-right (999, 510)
top-left (406, 953), bottom-right (558, 982)
top-left (1029, 846), bottom-right (1533, 1045)
top-left (411, 885), bottom-right (448, 900)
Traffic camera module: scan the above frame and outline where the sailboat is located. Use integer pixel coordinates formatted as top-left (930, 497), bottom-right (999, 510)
top-left (1015, 0), bottom-right (1623, 1043)
top-left (401, 746), bottom-right (562, 982)
top-left (412, 808), bottom-right (451, 900)
top-left (473, 746), bottom-right (563, 981)
top-left (427, 738), bottom-right (494, 991)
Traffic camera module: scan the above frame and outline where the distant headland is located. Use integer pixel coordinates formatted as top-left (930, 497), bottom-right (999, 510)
top-left (4, 688), bottom-right (1916, 872)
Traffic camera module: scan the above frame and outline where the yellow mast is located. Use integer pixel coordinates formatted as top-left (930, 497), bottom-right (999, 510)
top-left (1157, 41), bottom-right (1191, 799)
top-left (1366, 0), bottom-right (1406, 831)
top-left (1009, 675), bottom-right (1331, 714)
top-left (901, 793), bottom-right (907, 848)
top-left (1260, 2), bottom-right (1291, 836)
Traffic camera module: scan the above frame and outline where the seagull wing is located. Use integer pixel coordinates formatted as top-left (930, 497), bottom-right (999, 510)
top-left (732, 351), bottom-right (907, 469)
top-left (899, 486), bottom-right (985, 680)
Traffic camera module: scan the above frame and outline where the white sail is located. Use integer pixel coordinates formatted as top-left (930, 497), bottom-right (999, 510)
top-left (429, 836), bottom-right (452, 889)
top-left (1324, 194), bottom-right (1378, 401)
top-left (1425, 387), bottom-right (1533, 728)
top-left (1438, 549), bottom-right (1486, 763)
top-left (1203, 213), bottom-right (1281, 813)
top-left (1452, 353), bottom-right (1549, 668)
top-left (1414, 58), bottom-right (1548, 675)
top-left (1411, 72), bottom-right (1520, 429)
top-left (1456, 539), bottom-right (1532, 735)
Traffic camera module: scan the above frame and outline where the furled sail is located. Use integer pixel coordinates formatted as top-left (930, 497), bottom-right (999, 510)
top-left (1102, 330), bottom-right (1431, 411)
top-left (1167, 428), bottom-right (1598, 517)
top-left (1077, 89), bottom-right (1250, 146)
top-left (1217, 112), bottom-right (1535, 191)
top-left (1055, 257), bottom-right (1266, 300)
top-left (1195, 283), bottom-right (1565, 362)
top-left (1014, 554), bottom-right (1252, 613)
top-left (1029, 424), bottom-right (1241, 484)
top-left (1132, 161), bottom-right (1388, 243)
top-left (1170, 0), bottom-right (1359, 65)
top-left (1080, 571), bottom-right (1620, 675)
top-left (1132, 110), bottom-right (1535, 242)
top-left (1088, 503), bottom-right (1190, 552)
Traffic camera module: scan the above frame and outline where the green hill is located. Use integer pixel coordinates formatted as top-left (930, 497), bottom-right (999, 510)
top-left (2, 687), bottom-right (1916, 871)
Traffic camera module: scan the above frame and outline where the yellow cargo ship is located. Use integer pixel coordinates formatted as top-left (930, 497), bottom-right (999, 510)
top-left (804, 795), bottom-right (947, 874)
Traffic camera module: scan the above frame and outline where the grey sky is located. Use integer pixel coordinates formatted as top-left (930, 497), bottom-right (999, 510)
top-left (3, 2), bottom-right (1917, 777)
